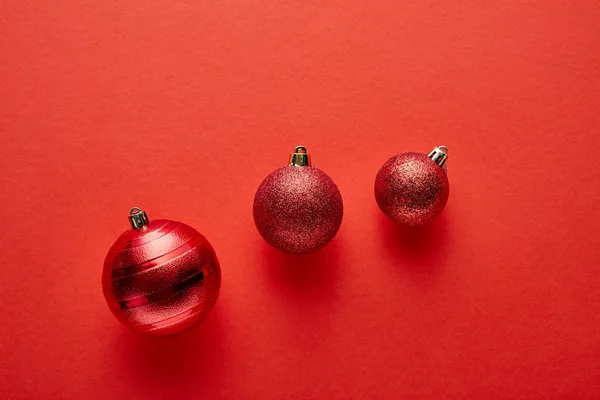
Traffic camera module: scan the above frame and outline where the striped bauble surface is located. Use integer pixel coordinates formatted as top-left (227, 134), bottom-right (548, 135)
top-left (102, 209), bottom-right (221, 336)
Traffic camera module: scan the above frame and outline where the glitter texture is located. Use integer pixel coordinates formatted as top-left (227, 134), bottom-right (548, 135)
top-left (374, 152), bottom-right (449, 226)
top-left (102, 219), bottom-right (221, 336)
top-left (253, 166), bottom-right (343, 254)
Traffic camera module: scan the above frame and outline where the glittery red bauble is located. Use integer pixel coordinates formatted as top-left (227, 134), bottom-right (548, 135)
top-left (253, 166), bottom-right (343, 254)
top-left (375, 152), bottom-right (449, 226)
top-left (102, 218), bottom-right (221, 336)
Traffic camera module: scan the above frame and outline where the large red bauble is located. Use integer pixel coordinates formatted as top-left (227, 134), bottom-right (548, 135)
top-left (253, 166), bottom-right (343, 254)
top-left (102, 216), bottom-right (221, 336)
top-left (375, 152), bottom-right (449, 226)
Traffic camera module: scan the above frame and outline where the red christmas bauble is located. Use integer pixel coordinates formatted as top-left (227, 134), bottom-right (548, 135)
top-left (102, 208), bottom-right (221, 336)
top-left (253, 147), bottom-right (343, 254)
top-left (375, 147), bottom-right (449, 226)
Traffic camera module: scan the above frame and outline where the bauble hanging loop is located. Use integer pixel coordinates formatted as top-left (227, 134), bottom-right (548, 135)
top-left (253, 146), bottom-right (343, 254)
top-left (375, 146), bottom-right (450, 226)
top-left (128, 207), bottom-right (149, 229)
top-left (102, 207), bottom-right (221, 336)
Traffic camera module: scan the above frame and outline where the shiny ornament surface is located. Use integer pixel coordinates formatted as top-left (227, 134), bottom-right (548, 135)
top-left (102, 209), bottom-right (221, 336)
top-left (253, 149), bottom-right (343, 254)
top-left (375, 149), bottom-right (449, 226)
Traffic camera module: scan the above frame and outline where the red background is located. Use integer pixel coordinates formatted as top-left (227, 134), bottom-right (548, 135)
top-left (1, 0), bottom-right (600, 398)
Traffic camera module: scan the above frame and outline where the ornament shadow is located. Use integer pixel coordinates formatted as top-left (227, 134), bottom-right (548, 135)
top-left (112, 306), bottom-right (226, 393)
top-left (261, 240), bottom-right (340, 305)
top-left (378, 210), bottom-right (449, 274)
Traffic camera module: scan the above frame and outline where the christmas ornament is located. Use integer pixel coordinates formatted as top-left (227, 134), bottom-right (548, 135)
top-left (253, 146), bottom-right (343, 254)
top-left (102, 207), bottom-right (221, 336)
top-left (375, 146), bottom-right (449, 226)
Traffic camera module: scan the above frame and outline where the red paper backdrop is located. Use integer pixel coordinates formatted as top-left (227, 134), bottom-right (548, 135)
top-left (1, 1), bottom-right (600, 399)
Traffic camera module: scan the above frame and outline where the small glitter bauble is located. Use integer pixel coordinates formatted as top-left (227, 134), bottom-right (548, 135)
top-left (102, 208), bottom-right (221, 336)
top-left (375, 146), bottom-right (449, 226)
top-left (253, 146), bottom-right (343, 254)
